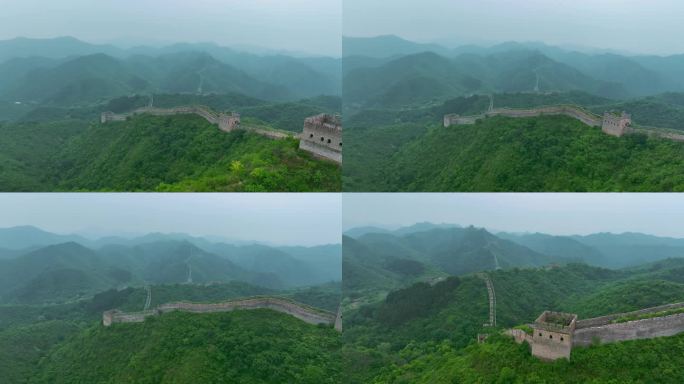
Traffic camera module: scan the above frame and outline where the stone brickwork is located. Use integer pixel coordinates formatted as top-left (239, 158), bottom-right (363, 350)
top-left (102, 296), bottom-right (338, 329)
top-left (508, 302), bottom-right (684, 361)
top-left (299, 114), bottom-right (342, 164)
top-left (601, 111), bottom-right (632, 137)
top-left (530, 311), bottom-right (577, 361)
top-left (101, 106), bottom-right (241, 132)
top-left (574, 313), bottom-right (684, 347)
top-left (440, 105), bottom-right (684, 142)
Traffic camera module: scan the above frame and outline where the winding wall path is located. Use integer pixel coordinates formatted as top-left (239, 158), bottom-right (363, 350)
top-left (103, 296), bottom-right (338, 329)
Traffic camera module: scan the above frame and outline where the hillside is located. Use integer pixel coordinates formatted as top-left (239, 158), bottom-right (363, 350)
top-left (28, 310), bottom-right (340, 384)
top-left (342, 261), bottom-right (684, 383)
top-left (0, 113), bottom-right (340, 192)
top-left (371, 333), bottom-right (684, 383)
top-left (344, 114), bottom-right (684, 191)
top-left (0, 37), bottom-right (341, 106)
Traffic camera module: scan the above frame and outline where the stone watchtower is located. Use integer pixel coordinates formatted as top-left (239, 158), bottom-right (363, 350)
top-left (602, 111), bottom-right (632, 137)
top-left (530, 311), bottom-right (577, 361)
top-left (218, 112), bottom-right (241, 132)
top-left (299, 114), bottom-right (342, 163)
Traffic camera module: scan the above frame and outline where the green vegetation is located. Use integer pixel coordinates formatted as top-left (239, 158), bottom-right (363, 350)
top-left (370, 333), bottom-right (684, 383)
top-left (31, 310), bottom-right (341, 384)
top-left (0, 114), bottom-right (340, 191)
top-left (342, 260), bottom-right (684, 383)
top-left (345, 114), bottom-right (684, 191)
top-left (613, 306), bottom-right (684, 324)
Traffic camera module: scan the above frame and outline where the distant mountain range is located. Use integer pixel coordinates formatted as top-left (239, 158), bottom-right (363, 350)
top-left (0, 226), bottom-right (341, 304)
top-left (343, 35), bottom-right (684, 107)
top-left (344, 222), bottom-right (684, 296)
top-left (0, 37), bottom-right (341, 105)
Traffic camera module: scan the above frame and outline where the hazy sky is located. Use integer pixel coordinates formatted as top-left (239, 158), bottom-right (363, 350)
top-left (343, 194), bottom-right (684, 238)
top-left (0, 193), bottom-right (341, 246)
top-left (0, 0), bottom-right (341, 56)
top-left (344, 0), bottom-right (684, 55)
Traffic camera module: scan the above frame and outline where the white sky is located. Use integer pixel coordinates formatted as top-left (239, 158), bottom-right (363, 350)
top-left (0, 193), bottom-right (341, 246)
top-left (0, 0), bottom-right (342, 56)
top-left (343, 193), bottom-right (684, 238)
top-left (344, 0), bottom-right (684, 55)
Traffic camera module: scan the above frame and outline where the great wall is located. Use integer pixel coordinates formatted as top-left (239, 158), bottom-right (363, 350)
top-left (506, 301), bottom-right (684, 361)
top-left (101, 107), bottom-right (342, 164)
top-left (103, 296), bottom-right (342, 332)
top-left (444, 104), bottom-right (684, 142)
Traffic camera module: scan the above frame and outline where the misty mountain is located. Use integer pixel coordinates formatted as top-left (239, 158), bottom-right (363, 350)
top-left (0, 226), bottom-right (341, 303)
top-left (0, 37), bottom-right (341, 105)
top-left (344, 36), bottom-right (684, 108)
top-left (0, 226), bottom-right (88, 250)
top-left (343, 35), bottom-right (451, 59)
top-left (0, 36), bottom-right (122, 62)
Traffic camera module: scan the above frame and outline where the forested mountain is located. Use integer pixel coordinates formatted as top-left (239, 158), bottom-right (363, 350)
top-left (343, 223), bottom-right (684, 303)
top-left (0, 226), bottom-right (341, 305)
top-left (342, 258), bottom-right (684, 383)
top-left (0, 37), bottom-right (341, 105)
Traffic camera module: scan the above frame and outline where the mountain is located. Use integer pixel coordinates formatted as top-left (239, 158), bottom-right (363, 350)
top-left (497, 232), bottom-right (606, 265)
top-left (572, 232), bottom-right (684, 268)
top-left (343, 261), bottom-right (684, 383)
top-left (0, 242), bottom-right (123, 303)
top-left (344, 50), bottom-right (625, 108)
top-left (343, 35), bottom-right (450, 58)
top-left (343, 226), bottom-right (559, 299)
top-left (0, 37), bottom-right (341, 105)
top-left (0, 226), bottom-right (88, 250)
top-left (28, 310), bottom-right (341, 383)
top-left (0, 37), bottom-right (122, 62)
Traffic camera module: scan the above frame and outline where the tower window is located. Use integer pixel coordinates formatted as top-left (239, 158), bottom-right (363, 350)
top-left (309, 133), bottom-right (314, 138)
top-left (538, 333), bottom-right (542, 337)
top-left (320, 137), bottom-right (324, 141)
top-left (549, 335), bottom-right (553, 339)
top-left (327, 139), bottom-right (331, 144)
top-left (560, 337), bottom-right (564, 341)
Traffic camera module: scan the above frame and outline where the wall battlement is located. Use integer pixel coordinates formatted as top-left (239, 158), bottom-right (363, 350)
top-left (101, 107), bottom-right (343, 161)
top-left (440, 105), bottom-right (684, 141)
top-left (508, 302), bottom-right (684, 361)
top-left (299, 114), bottom-right (342, 164)
top-left (102, 296), bottom-right (338, 329)
top-left (101, 106), bottom-right (241, 132)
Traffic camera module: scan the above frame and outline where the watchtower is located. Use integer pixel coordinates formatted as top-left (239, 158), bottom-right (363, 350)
top-left (531, 311), bottom-right (577, 361)
top-left (299, 114), bottom-right (342, 163)
top-left (602, 111), bottom-right (632, 137)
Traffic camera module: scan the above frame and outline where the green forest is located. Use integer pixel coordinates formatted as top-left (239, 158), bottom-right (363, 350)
top-left (345, 112), bottom-right (684, 192)
top-left (0, 113), bottom-right (340, 192)
top-left (341, 251), bottom-right (684, 383)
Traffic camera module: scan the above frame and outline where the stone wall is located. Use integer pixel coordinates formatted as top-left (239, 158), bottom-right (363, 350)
top-left (299, 114), bottom-right (342, 164)
top-left (601, 112), bottom-right (632, 137)
top-left (530, 311), bottom-right (576, 360)
top-left (576, 302), bottom-right (684, 329)
top-left (574, 313), bottom-right (684, 347)
top-left (102, 297), bottom-right (338, 329)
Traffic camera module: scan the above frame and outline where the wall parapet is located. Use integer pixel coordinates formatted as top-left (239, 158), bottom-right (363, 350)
top-left (102, 296), bottom-right (338, 330)
top-left (508, 302), bottom-right (684, 362)
top-left (441, 104), bottom-right (684, 142)
top-left (299, 114), bottom-right (342, 164)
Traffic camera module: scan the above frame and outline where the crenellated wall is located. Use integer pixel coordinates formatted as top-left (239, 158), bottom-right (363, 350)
top-left (508, 302), bottom-right (684, 361)
top-left (440, 105), bottom-right (684, 142)
top-left (101, 106), bottom-right (342, 160)
top-left (299, 114), bottom-right (342, 164)
top-left (101, 106), bottom-right (241, 132)
top-left (102, 297), bottom-right (338, 329)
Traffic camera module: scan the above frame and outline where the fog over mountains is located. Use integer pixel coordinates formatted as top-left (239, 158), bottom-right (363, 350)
top-left (0, 36), bottom-right (341, 105)
top-left (0, 225), bottom-right (341, 305)
top-left (343, 35), bottom-right (684, 107)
